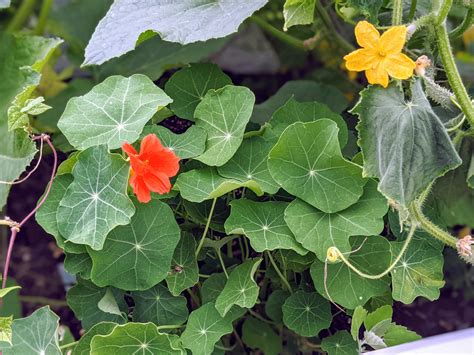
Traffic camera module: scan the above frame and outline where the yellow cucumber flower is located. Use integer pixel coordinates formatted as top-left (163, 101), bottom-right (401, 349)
top-left (344, 21), bottom-right (416, 87)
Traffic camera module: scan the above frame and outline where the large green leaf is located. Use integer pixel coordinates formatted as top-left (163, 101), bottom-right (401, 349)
top-left (131, 284), bottom-right (188, 326)
top-left (215, 258), bottom-right (262, 316)
top-left (73, 322), bottom-right (117, 355)
top-left (268, 120), bottom-right (366, 213)
top-left (175, 167), bottom-right (263, 203)
top-left (285, 180), bottom-right (388, 261)
top-left (242, 317), bottom-right (282, 355)
top-left (283, 0), bottom-right (316, 30)
top-left (90, 323), bottom-right (184, 354)
top-left (217, 136), bottom-right (279, 194)
top-left (84, 0), bottom-right (268, 65)
top-left (165, 63), bottom-right (232, 120)
top-left (194, 85), bottom-right (255, 166)
top-left (282, 291), bottom-right (332, 337)
top-left (166, 233), bottom-right (199, 296)
top-left (142, 125), bottom-right (206, 159)
top-left (383, 324), bottom-right (421, 347)
top-left (320, 331), bottom-right (358, 355)
top-left (352, 80), bottom-right (461, 206)
top-left (0, 307), bottom-right (60, 355)
top-left (310, 236), bottom-right (391, 309)
top-left (58, 74), bottom-right (171, 150)
top-left (225, 199), bottom-right (307, 255)
top-left (57, 146), bottom-right (135, 250)
top-left (88, 199), bottom-right (180, 290)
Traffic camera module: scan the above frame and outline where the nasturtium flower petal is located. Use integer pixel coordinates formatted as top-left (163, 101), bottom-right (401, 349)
top-left (379, 25), bottom-right (407, 55)
top-left (386, 53), bottom-right (416, 79)
top-left (354, 21), bottom-right (380, 48)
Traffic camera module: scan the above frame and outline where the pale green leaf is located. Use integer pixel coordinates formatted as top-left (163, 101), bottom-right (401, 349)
top-left (165, 63), bottom-right (232, 120)
top-left (194, 85), bottom-right (255, 166)
top-left (364, 305), bottom-right (393, 331)
top-left (225, 199), bottom-right (307, 255)
top-left (98, 289), bottom-right (122, 316)
top-left (282, 291), bottom-right (332, 337)
top-left (131, 284), bottom-right (188, 326)
top-left (0, 286), bottom-right (20, 299)
top-left (57, 146), bottom-right (135, 250)
top-left (242, 317), bottom-right (282, 355)
top-left (352, 80), bottom-right (461, 206)
top-left (84, 0), bottom-right (268, 65)
top-left (58, 74), bottom-right (172, 150)
top-left (166, 233), bottom-right (199, 296)
top-left (217, 136), bottom-right (279, 194)
top-left (351, 306), bottom-right (367, 340)
top-left (284, 180), bottom-right (387, 261)
top-left (88, 199), bottom-right (180, 290)
top-left (175, 167), bottom-right (263, 203)
top-left (283, 0), bottom-right (316, 30)
top-left (321, 331), bottom-right (358, 355)
top-left (0, 316), bottom-right (12, 345)
top-left (268, 120), bottom-right (366, 213)
top-left (310, 236), bottom-right (391, 309)
top-left (265, 290), bottom-right (289, 323)
top-left (73, 322), bottom-right (117, 355)
top-left (383, 324), bottom-right (421, 347)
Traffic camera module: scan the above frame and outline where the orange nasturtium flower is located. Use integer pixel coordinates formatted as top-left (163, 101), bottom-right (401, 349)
top-left (344, 21), bottom-right (416, 88)
top-left (122, 134), bottom-right (180, 203)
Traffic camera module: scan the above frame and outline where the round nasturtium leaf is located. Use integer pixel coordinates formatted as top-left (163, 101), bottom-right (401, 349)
top-left (282, 291), bottom-right (332, 337)
top-left (73, 322), bottom-right (117, 355)
top-left (321, 331), bottom-right (358, 355)
top-left (268, 120), bottom-right (366, 213)
top-left (88, 199), bottom-right (180, 291)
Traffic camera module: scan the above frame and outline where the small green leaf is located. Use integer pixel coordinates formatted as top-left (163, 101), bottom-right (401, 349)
top-left (321, 331), bottom-right (358, 355)
top-left (285, 180), bottom-right (387, 261)
top-left (351, 306), bottom-right (367, 340)
top-left (142, 125), bottom-right (206, 159)
top-left (58, 74), bottom-right (172, 150)
top-left (201, 273), bottom-right (227, 304)
top-left (215, 258), bottom-right (262, 316)
top-left (98, 289), bottom-right (122, 316)
top-left (91, 322), bottom-right (184, 354)
top-left (364, 305), bottom-right (393, 331)
top-left (268, 120), bottom-right (366, 213)
top-left (57, 145), bottom-right (135, 250)
top-left (131, 284), bottom-right (188, 326)
top-left (282, 291), bottom-right (332, 337)
top-left (383, 324), bottom-right (421, 347)
top-left (0, 316), bottom-right (12, 345)
top-left (0, 286), bottom-right (20, 299)
top-left (175, 167), bottom-right (263, 203)
top-left (166, 233), bottom-right (199, 296)
top-left (242, 317), bottom-right (282, 355)
top-left (265, 290), bottom-right (289, 323)
top-left (194, 85), bottom-right (255, 166)
top-left (165, 63), bottom-right (232, 120)
top-left (225, 199), bottom-right (307, 255)
top-left (73, 322), bottom-right (117, 355)
top-left (352, 80), bottom-right (461, 206)
top-left (283, 0), bottom-right (316, 30)
top-left (64, 252), bottom-right (92, 279)
top-left (217, 136), bottom-right (279, 194)
top-left (88, 199), bottom-right (180, 290)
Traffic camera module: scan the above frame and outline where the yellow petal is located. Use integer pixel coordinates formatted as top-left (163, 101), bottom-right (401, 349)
top-left (355, 21), bottom-right (380, 48)
top-left (344, 48), bottom-right (378, 71)
top-left (365, 63), bottom-right (389, 88)
top-left (385, 53), bottom-right (416, 79)
top-left (380, 26), bottom-right (407, 55)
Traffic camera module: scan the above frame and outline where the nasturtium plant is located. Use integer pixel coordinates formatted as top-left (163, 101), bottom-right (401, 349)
top-left (1, 1), bottom-right (473, 354)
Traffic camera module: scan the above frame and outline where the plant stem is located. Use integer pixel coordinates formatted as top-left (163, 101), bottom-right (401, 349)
top-left (216, 249), bottom-right (229, 278)
top-left (450, 8), bottom-right (473, 39)
top-left (59, 341), bottom-right (78, 350)
top-left (34, 0), bottom-right (53, 35)
top-left (392, 0), bottom-right (404, 25)
top-left (435, 0), bottom-right (452, 25)
top-left (6, 0), bottom-right (38, 32)
top-left (250, 16), bottom-right (306, 51)
top-left (315, 2), bottom-right (354, 53)
top-left (156, 324), bottom-right (184, 331)
top-left (19, 295), bottom-right (68, 307)
top-left (195, 198), bottom-right (217, 257)
top-left (266, 251), bottom-right (292, 293)
top-left (408, 0), bottom-right (418, 22)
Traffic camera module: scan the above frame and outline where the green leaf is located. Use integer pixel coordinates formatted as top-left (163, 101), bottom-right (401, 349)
top-left (268, 120), bottom-right (366, 213)
top-left (180, 302), bottom-right (240, 355)
top-left (88, 198), bottom-right (180, 290)
top-left (268, 97), bottom-right (348, 147)
top-left (284, 180), bottom-right (387, 261)
top-left (166, 233), bottom-right (199, 296)
top-left (251, 80), bottom-right (347, 123)
top-left (390, 237), bottom-right (445, 304)
top-left (215, 258), bottom-right (262, 316)
top-left (183, 199), bottom-right (229, 233)
top-left (0, 286), bottom-right (20, 299)
top-left (383, 324), bottom-right (421, 347)
top-left (351, 306), bottom-right (367, 340)
top-left (201, 274), bottom-right (227, 304)
top-left (225, 199), bottom-right (307, 255)
top-left (98, 289), bottom-right (122, 316)
top-left (364, 305), bottom-right (393, 331)
top-left (282, 291), bottom-right (332, 337)
top-left (0, 316), bottom-right (12, 345)
top-left (242, 317), bottom-right (282, 355)
top-left (310, 236), bottom-right (391, 309)
top-left (0, 307), bottom-right (60, 355)
top-left (321, 331), bottom-right (358, 355)
top-left (165, 63), bottom-right (232, 120)
top-left (73, 322), bottom-right (117, 355)
top-left (352, 80), bottom-right (461, 206)
top-left (57, 146), bottom-right (135, 250)
top-left (142, 125), bottom-right (206, 159)
top-left (84, 1), bottom-right (268, 65)
top-left (131, 284), bottom-right (188, 326)
top-left (280, 249), bottom-right (315, 272)
top-left (67, 278), bottom-right (126, 330)
top-left (8, 97), bottom-right (51, 131)
top-left (283, 0), bottom-right (316, 30)
top-left (175, 167), bottom-right (263, 203)
top-left (0, 279), bottom-right (21, 319)
top-left (265, 290), bottom-right (289, 323)
top-left (217, 136), bottom-right (279, 194)
top-left (58, 74), bottom-right (171, 150)
top-left (90, 322), bottom-right (184, 354)
top-left (64, 252), bottom-right (92, 279)
top-left (194, 86), bottom-right (255, 166)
